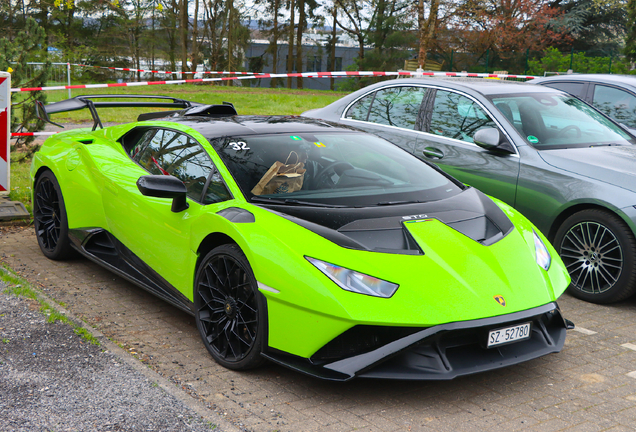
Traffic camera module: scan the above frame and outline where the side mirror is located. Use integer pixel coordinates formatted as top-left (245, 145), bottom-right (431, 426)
top-left (618, 122), bottom-right (636, 136)
top-left (473, 128), bottom-right (515, 154)
top-left (136, 175), bottom-right (189, 213)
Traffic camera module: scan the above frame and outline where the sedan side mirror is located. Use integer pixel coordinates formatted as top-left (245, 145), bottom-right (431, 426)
top-left (473, 128), bottom-right (515, 154)
top-left (136, 175), bottom-right (189, 213)
top-left (618, 122), bottom-right (636, 137)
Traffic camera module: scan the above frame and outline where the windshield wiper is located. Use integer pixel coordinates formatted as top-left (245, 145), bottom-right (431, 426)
top-left (375, 200), bottom-right (422, 206)
top-left (589, 142), bottom-right (628, 147)
top-left (251, 196), bottom-right (346, 208)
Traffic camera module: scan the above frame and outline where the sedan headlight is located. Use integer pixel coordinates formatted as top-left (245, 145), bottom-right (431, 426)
top-left (533, 230), bottom-right (551, 271)
top-left (306, 257), bottom-right (399, 298)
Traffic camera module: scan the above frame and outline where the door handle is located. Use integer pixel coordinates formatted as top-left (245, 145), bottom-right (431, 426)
top-left (422, 147), bottom-right (444, 159)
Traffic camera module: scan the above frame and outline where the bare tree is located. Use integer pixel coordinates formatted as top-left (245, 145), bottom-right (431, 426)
top-left (334, 0), bottom-right (370, 65)
top-left (329, 3), bottom-right (337, 90)
top-left (179, 0), bottom-right (189, 73)
top-left (203, 0), bottom-right (226, 71)
top-left (190, 0), bottom-right (200, 74)
top-left (295, 0), bottom-right (305, 88)
top-left (418, 0), bottom-right (439, 68)
top-left (287, 0), bottom-right (295, 88)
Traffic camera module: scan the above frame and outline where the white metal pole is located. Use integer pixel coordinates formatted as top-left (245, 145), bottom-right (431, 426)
top-left (67, 62), bottom-right (71, 98)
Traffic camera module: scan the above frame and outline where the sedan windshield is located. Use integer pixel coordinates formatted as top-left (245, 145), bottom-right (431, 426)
top-left (490, 93), bottom-right (634, 149)
top-left (210, 132), bottom-right (463, 207)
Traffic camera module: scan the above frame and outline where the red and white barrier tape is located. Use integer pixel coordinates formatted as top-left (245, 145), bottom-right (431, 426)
top-left (73, 64), bottom-right (256, 75)
top-left (11, 71), bottom-right (537, 92)
top-left (11, 132), bottom-right (58, 137)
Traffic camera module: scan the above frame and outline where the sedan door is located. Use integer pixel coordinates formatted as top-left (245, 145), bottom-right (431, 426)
top-left (414, 88), bottom-right (521, 207)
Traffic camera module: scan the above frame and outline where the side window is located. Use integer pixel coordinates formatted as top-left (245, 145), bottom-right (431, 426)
top-left (544, 82), bottom-right (585, 98)
top-left (344, 93), bottom-right (374, 121)
top-left (366, 86), bottom-right (427, 129)
top-left (125, 129), bottom-right (155, 158)
top-left (593, 85), bottom-right (636, 128)
top-left (203, 171), bottom-right (232, 205)
top-left (134, 129), bottom-right (231, 204)
top-left (429, 90), bottom-right (497, 143)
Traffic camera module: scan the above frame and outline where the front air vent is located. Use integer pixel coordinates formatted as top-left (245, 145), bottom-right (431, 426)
top-left (339, 227), bottom-right (423, 255)
top-left (84, 230), bottom-right (117, 256)
top-left (311, 326), bottom-right (425, 362)
top-left (446, 215), bottom-right (508, 246)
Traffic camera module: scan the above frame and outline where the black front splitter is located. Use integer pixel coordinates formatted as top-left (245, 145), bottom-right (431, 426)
top-left (263, 303), bottom-right (569, 381)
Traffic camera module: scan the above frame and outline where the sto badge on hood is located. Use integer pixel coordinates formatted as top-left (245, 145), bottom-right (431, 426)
top-left (494, 295), bottom-right (506, 306)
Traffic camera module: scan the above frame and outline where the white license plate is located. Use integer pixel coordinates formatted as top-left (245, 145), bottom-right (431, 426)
top-left (487, 322), bottom-right (531, 348)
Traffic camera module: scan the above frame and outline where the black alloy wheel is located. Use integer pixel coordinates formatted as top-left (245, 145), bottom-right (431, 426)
top-left (194, 244), bottom-right (266, 370)
top-left (33, 171), bottom-right (75, 260)
top-left (555, 209), bottom-right (636, 304)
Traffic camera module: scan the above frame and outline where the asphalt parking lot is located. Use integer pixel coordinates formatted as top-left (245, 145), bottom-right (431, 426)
top-left (3, 225), bottom-right (636, 431)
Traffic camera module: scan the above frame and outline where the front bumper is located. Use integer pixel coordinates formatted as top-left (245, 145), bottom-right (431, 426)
top-left (263, 302), bottom-right (569, 381)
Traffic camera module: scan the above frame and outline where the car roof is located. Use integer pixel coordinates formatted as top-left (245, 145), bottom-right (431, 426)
top-left (362, 77), bottom-right (563, 97)
top-left (532, 74), bottom-right (636, 87)
top-left (164, 115), bottom-right (357, 139)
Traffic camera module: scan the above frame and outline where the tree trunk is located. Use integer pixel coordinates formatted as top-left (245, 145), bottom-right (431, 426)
top-left (37, 0), bottom-right (49, 46)
top-left (168, 0), bottom-right (179, 79)
top-left (330, 5), bottom-right (337, 91)
top-left (227, 0), bottom-right (233, 85)
top-left (270, 0), bottom-right (280, 87)
top-left (151, 6), bottom-right (155, 80)
top-left (418, 0), bottom-right (439, 69)
top-left (204, 0), bottom-right (220, 71)
top-left (287, 0), bottom-right (295, 88)
top-left (180, 0), bottom-right (189, 73)
top-left (7, 0), bottom-right (13, 41)
top-left (66, 7), bottom-right (75, 51)
top-left (191, 0), bottom-right (199, 75)
top-left (295, 0), bottom-right (305, 89)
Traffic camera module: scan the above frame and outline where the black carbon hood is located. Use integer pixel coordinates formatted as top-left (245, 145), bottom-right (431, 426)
top-left (258, 187), bottom-right (514, 254)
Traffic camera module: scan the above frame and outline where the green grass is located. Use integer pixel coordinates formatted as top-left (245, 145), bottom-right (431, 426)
top-left (0, 264), bottom-right (100, 346)
top-left (42, 84), bottom-right (348, 124)
top-left (8, 153), bottom-right (33, 216)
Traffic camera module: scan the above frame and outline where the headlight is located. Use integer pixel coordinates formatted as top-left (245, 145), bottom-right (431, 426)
top-left (533, 229), bottom-right (551, 271)
top-left (306, 257), bottom-right (399, 298)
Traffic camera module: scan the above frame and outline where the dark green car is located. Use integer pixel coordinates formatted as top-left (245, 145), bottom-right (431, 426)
top-left (304, 78), bottom-right (636, 304)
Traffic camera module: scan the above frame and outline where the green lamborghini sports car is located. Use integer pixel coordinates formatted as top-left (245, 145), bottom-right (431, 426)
top-left (31, 95), bottom-right (572, 381)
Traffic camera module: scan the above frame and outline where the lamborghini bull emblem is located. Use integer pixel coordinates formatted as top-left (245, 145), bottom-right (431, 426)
top-left (494, 295), bottom-right (506, 306)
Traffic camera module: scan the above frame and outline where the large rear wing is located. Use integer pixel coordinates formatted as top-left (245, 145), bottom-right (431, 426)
top-left (35, 94), bottom-right (237, 131)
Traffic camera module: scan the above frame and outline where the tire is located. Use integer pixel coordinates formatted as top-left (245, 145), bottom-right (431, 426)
top-left (194, 244), bottom-right (266, 370)
top-left (33, 170), bottom-right (76, 260)
top-left (554, 209), bottom-right (636, 304)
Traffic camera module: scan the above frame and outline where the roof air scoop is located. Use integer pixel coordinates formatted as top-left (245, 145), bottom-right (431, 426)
top-left (182, 102), bottom-right (237, 118)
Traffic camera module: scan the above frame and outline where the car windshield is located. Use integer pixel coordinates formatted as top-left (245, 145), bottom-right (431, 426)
top-left (209, 132), bottom-right (463, 207)
top-left (490, 93), bottom-right (634, 149)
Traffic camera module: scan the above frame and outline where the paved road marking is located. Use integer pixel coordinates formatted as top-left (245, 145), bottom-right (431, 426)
top-left (621, 343), bottom-right (636, 351)
top-left (573, 326), bottom-right (597, 335)
top-left (627, 371), bottom-right (636, 379)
